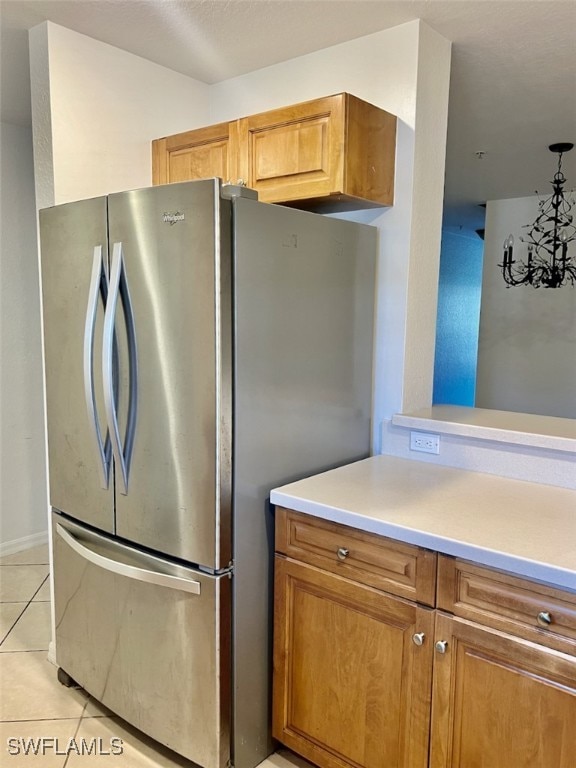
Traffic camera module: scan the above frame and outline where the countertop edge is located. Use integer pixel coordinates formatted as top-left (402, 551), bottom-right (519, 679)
top-left (270, 489), bottom-right (576, 593)
top-left (392, 407), bottom-right (576, 453)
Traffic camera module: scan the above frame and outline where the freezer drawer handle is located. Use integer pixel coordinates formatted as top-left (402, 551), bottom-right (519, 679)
top-left (103, 242), bottom-right (138, 495)
top-left (83, 245), bottom-right (112, 489)
top-left (56, 524), bottom-right (201, 595)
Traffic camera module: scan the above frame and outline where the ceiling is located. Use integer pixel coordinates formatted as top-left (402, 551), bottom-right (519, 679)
top-left (1, 0), bottom-right (575, 230)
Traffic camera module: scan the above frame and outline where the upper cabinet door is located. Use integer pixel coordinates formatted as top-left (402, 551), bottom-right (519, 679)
top-left (40, 197), bottom-right (115, 533)
top-left (106, 180), bottom-right (232, 570)
top-left (236, 94), bottom-right (345, 205)
top-left (152, 122), bottom-right (240, 186)
top-left (236, 93), bottom-right (397, 210)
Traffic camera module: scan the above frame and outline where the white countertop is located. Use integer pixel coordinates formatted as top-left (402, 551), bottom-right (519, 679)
top-left (392, 406), bottom-right (576, 453)
top-left (270, 455), bottom-right (576, 592)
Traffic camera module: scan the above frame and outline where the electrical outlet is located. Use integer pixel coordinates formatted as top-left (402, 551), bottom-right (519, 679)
top-left (410, 431), bottom-right (440, 454)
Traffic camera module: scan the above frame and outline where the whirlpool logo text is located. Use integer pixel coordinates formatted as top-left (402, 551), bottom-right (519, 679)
top-left (162, 211), bottom-right (185, 225)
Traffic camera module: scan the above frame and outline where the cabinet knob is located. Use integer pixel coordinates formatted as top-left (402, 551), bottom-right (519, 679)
top-left (435, 640), bottom-right (448, 654)
top-left (336, 547), bottom-right (350, 561)
top-left (537, 611), bottom-right (552, 627)
top-left (412, 632), bottom-right (426, 646)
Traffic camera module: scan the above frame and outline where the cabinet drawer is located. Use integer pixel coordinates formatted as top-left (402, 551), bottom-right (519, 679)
top-left (275, 507), bottom-right (436, 605)
top-left (437, 555), bottom-right (576, 653)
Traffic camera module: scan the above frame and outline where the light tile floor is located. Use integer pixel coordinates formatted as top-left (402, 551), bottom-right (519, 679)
top-left (0, 544), bottom-right (308, 768)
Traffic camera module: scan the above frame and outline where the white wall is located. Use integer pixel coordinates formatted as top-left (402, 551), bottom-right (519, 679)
top-left (476, 195), bottom-right (576, 418)
top-left (30, 22), bottom-right (211, 206)
top-left (0, 122), bottom-right (48, 552)
top-left (382, 418), bottom-right (576, 489)
top-left (210, 21), bottom-right (452, 446)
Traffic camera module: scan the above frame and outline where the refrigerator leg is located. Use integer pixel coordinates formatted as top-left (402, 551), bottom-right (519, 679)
top-left (57, 667), bottom-right (81, 689)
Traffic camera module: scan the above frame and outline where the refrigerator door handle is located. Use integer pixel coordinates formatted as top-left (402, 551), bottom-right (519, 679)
top-left (55, 524), bottom-right (201, 594)
top-left (83, 245), bottom-right (112, 489)
top-left (103, 242), bottom-right (138, 495)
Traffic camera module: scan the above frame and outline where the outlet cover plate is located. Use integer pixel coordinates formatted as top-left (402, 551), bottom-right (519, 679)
top-left (410, 431), bottom-right (440, 454)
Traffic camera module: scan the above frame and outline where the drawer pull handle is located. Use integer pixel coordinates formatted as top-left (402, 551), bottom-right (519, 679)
top-left (337, 547), bottom-right (350, 561)
top-left (537, 611), bottom-right (552, 627)
top-left (435, 640), bottom-right (448, 654)
top-left (412, 632), bottom-right (426, 646)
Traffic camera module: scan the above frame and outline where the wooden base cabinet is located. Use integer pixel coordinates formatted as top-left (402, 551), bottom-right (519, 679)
top-left (273, 509), bottom-right (576, 768)
top-left (273, 508), bottom-right (437, 768)
top-left (431, 555), bottom-right (576, 768)
top-left (273, 556), bottom-right (434, 768)
top-left (152, 94), bottom-right (397, 212)
top-left (430, 613), bottom-right (576, 768)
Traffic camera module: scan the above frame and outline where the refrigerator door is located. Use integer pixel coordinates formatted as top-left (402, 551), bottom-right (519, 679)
top-left (40, 198), bottom-right (114, 532)
top-left (53, 512), bottom-right (231, 768)
top-left (106, 180), bottom-right (232, 569)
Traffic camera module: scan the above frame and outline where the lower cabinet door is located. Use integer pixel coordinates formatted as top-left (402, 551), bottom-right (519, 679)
top-left (273, 555), bottom-right (434, 768)
top-left (430, 612), bottom-right (576, 768)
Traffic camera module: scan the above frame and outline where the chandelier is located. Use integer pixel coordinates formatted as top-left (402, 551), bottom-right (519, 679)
top-left (500, 142), bottom-right (576, 288)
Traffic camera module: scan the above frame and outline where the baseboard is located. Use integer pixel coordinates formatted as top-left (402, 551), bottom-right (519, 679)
top-left (0, 530), bottom-right (49, 557)
top-left (47, 640), bottom-right (57, 666)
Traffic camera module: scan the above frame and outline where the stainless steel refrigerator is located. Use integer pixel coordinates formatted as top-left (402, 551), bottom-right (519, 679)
top-left (39, 179), bottom-right (376, 768)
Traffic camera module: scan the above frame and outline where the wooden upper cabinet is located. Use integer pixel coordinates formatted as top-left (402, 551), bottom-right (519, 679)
top-left (236, 95), bottom-right (345, 207)
top-left (238, 93), bottom-right (396, 209)
top-left (151, 94), bottom-right (397, 211)
top-left (152, 121), bottom-right (239, 186)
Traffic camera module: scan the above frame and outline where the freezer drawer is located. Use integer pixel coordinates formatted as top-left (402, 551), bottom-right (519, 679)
top-left (52, 513), bottom-right (231, 768)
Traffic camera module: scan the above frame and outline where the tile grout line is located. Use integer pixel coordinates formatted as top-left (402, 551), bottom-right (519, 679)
top-left (0, 574), bottom-right (50, 647)
top-left (1, 716), bottom-right (84, 724)
top-left (2, 716), bottom-right (83, 768)
top-left (62, 712), bottom-right (85, 768)
top-left (0, 562), bottom-right (50, 567)
top-left (0, 604), bottom-right (28, 645)
top-left (2, 553), bottom-right (83, 766)
top-left (29, 574), bottom-right (51, 602)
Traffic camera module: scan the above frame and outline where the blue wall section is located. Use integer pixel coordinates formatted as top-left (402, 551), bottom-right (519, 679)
top-left (433, 229), bottom-right (484, 406)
